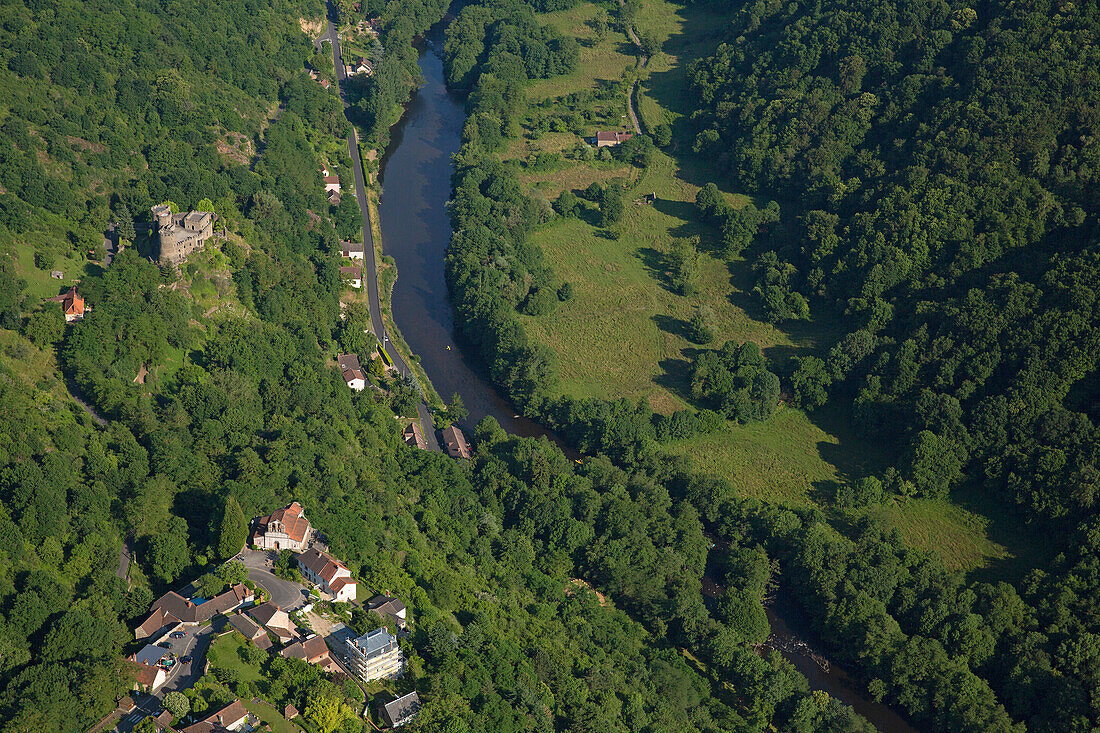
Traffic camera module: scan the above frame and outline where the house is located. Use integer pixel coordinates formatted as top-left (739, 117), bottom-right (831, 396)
top-left (355, 58), bottom-right (373, 76)
top-left (154, 709), bottom-right (174, 730)
top-left (340, 241), bottom-right (365, 260)
top-left (297, 548), bottom-right (357, 602)
top-left (328, 190), bottom-right (342, 206)
top-left (339, 265), bottom-right (362, 288)
top-left (249, 602), bottom-right (296, 643)
top-left (323, 174), bottom-right (341, 194)
top-left (251, 501), bottom-right (312, 551)
top-left (229, 612), bottom-right (273, 650)
top-left (284, 704), bottom-right (299, 720)
top-left (403, 421), bottom-right (427, 450)
top-left (281, 634), bottom-right (339, 672)
top-left (343, 627), bottom-right (404, 682)
top-left (134, 584), bottom-right (254, 639)
top-left (442, 424), bottom-right (471, 459)
top-left (128, 661), bottom-right (168, 694)
top-left (366, 595), bottom-right (408, 630)
top-left (50, 270), bottom-right (63, 279)
top-left (321, 78), bottom-right (331, 89)
top-left (381, 691), bottom-right (421, 728)
top-left (338, 353), bottom-right (366, 391)
top-left (344, 368), bottom-right (366, 391)
top-left (337, 353), bottom-right (362, 373)
top-left (179, 700), bottom-right (249, 733)
top-left (152, 204), bottom-right (217, 265)
top-left (62, 287), bottom-right (85, 322)
top-left (595, 130), bottom-right (634, 147)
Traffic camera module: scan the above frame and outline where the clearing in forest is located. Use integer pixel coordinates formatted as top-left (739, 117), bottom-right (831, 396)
top-left (507, 0), bottom-right (1016, 573)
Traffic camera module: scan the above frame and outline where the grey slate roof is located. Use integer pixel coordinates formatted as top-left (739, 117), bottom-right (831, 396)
top-left (381, 691), bottom-right (421, 727)
top-left (352, 627), bottom-right (397, 659)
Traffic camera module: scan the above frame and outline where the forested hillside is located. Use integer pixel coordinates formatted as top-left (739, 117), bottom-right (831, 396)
top-left (440, 0), bottom-right (1100, 730)
top-left (689, 0), bottom-right (1099, 516)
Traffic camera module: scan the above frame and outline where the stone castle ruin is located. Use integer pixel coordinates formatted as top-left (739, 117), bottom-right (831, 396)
top-left (152, 203), bottom-right (217, 265)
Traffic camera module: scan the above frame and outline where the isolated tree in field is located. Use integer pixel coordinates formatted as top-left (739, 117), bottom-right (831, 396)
top-left (688, 306), bottom-right (717, 345)
top-left (554, 190), bottom-right (579, 217)
top-left (217, 495), bottom-right (247, 560)
top-left (600, 185), bottom-right (623, 226)
top-left (668, 238), bottom-right (698, 296)
top-left (905, 430), bottom-right (963, 498)
top-left (163, 691), bottom-right (189, 719)
top-left (788, 355), bottom-right (830, 409)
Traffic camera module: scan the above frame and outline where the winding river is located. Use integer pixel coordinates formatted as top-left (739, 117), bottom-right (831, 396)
top-left (375, 21), bottom-right (919, 733)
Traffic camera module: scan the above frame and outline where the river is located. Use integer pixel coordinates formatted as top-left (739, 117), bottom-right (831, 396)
top-left (375, 20), bottom-right (919, 732)
top-left (377, 24), bottom-right (549, 440)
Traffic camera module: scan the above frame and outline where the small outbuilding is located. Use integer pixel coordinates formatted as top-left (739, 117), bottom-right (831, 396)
top-left (380, 691), bottom-right (421, 728)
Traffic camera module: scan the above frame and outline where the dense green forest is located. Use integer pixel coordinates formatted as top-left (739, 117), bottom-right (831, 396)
top-left (440, 0), bottom-right (1100, 730)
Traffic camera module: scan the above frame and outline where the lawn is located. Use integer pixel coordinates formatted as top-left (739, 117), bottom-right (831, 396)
top-left (519, 150), bottom-right (810, 413)
top-left (245, 698), bottom-right (304, 733)
top-left (526, 4), bottom-right (638, 102)
top-left (206, 630), bottom-right (263, 686)
top-left (866, 499), bottom-right (1012, 573)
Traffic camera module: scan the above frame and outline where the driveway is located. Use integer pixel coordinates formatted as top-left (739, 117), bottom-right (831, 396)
top-left (238, 549), bottom-right (308, 610)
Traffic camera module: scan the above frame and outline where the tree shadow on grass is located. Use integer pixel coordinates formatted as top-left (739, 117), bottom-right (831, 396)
top-left (810, 479), bottom-right (842, 506)
top-left (635, 246), bottom-right (673, 292)
top-left (653, 313), bottom-right (691, 340)
top-left (654, 354), bottom-right (700, 404)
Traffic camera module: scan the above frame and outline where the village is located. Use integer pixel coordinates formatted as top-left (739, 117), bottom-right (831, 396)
top-left (104, 502), bottom-right (421, 733)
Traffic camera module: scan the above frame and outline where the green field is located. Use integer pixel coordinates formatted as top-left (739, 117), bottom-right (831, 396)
top-left (505, 0), bottom-right (1018, 572)
top-left (206, 630), bottom-right (264, 686)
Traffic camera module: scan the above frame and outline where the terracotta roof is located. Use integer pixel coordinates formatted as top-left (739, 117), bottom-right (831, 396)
top-left (254, 501), bottom-right (311, 543)
top-left (442, 424), bottom-right (471, 459)
top-left (249, 601), bottom-right (290, 630)
top-left (130, 661), bottom-right (162, 687)
top-left (281, 635), bottom-right (331, 663)
top-left (596, 130), bottom-right (634, 144)
top-left (404, 422), bottom-right (426, 449)
top-left (284, 704), bottom-right (298, 719)
top-left (147, 591), bottom-right (196, 623)
top-left (329, 576), bottom-right (355, 593)
top-left (200, 584), bottom-right (253, 617)
top-left (136, 607), bottom-right (176, 636)
top-left (339, 265), bottom-right (362, 276)
top-left (62, 287), bottom-right (84, 316)
top-left (323, 174), bottom-right (340, 184)
top-left (337, 353), bottom-right (362, 372)
top-left (343, 368), bottom-right (366, 383)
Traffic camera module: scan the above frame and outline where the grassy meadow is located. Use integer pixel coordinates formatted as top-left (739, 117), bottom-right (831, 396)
top-left (494, 0), bottom-right (1023, 573)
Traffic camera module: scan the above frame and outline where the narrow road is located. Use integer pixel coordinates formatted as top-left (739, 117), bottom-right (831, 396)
top-left (323, 7), bottom-right (442, 452)
top-left (116, 536), bottom-right (132, 585)
top-left (627, 81), bottom-right (642, 135)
